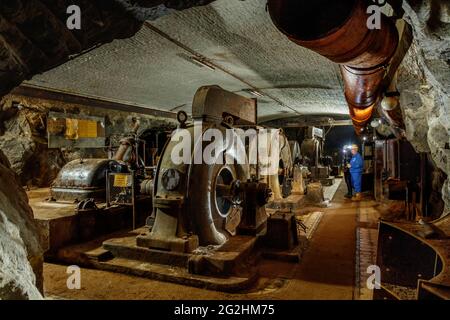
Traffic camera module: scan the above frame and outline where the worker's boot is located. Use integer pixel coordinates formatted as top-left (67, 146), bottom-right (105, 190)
top-left (345, 193), bottom-right (352, 199)
top-left (352, 193), bottom-right (362, 201)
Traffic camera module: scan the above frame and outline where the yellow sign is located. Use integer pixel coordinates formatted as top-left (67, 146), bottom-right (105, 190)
top-left (77, 120), bottom-right (98, 138)
top-left (64, 119), bottom-right (98, 139)
top-left (113, 174), bottom-right (129, 187)
top-left (65, 118), bottom-right (79, 139)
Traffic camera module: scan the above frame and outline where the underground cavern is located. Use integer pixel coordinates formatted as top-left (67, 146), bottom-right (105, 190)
top-left (0, 0), bottom-right (448, 305)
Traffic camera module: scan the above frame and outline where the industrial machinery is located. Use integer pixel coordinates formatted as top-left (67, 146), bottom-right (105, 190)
top-left (375, 216), bottom-right (449, 300)
top-left (98, 86), bottom-right (303, 290)
top-left (268, 130), bottom-right (294, 200)
top-left (289, 140), bottom-right (309, 195)
top-left (371, 136), bottom-right (450, 299)
top-left (39, 121), bottom-right (166, 256)
top-left (300, 127), bottom-right (333, 184)
top-left (142, 86), bottom-right (294, 249)
top-left (50, 119), bottom-right (157, 204)
top-left (50, 158), bottom-right (119, 203)
top-left (289, 140), bottom-right (302, 165)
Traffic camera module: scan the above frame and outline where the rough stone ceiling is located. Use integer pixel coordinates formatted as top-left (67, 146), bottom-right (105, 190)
top-left (25, 0), bottom-right (348, 121)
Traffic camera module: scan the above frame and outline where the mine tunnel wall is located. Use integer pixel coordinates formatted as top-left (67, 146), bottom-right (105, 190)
top-left (0, 93), bottom-right (176, 299)
top-left (0, 150), bottom-right (43, 299)
top-left (0, 0), bottom-right (213, 300)
top-left (0, 93), bottom-right (177, 188)
top-left (397, 1), bottom-right (450, 217)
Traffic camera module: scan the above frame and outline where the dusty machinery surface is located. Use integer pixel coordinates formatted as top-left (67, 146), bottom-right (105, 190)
top-left (50, 118), bottom-right (160, 204)
top-left (145, 86), bottom-right (272, 250)
top-left (300, 127), bottom-right (334, 186)
top-left (98, 86), bottom-right (304, 291)
top-left (289, 140), bottom-right (309, 196)
top-left (50, 123), bottom-right (156, 206)
top-left (290, 140), bottom-right (302, 166)
top-left (140, 85), bottom-right (300, 254)
top-left (375, 216), bottom-right (450, 300)
top-left (50, 158), bottom-right (118, 203)
top-left (33, 123), bottom-right (166, 257)
top-left (266, 130), bottom-right (294, 201)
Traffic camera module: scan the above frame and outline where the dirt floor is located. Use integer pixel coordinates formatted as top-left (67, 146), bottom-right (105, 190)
top-left (43, 182), bottom-right (369, 300)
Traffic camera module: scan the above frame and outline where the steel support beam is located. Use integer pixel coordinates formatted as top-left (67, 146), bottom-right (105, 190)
top-left (11, 85), bottom-right (177, 119)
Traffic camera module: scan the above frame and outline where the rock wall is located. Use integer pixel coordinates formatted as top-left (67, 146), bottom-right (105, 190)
top-left (0, 94), bottom-right (176, 187)
top-left (0, 150), bottom-right (43, 300)
top-left (113, 0), bottom-right (216, 21)
top-left (398, 0), bottom-right (450, 216)
top-left (0, 1), bottom-right (143, 99)
top-left (0, 1), bottom-right (222, 100)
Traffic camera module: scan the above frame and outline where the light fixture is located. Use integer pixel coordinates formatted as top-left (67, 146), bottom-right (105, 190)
top-left (381, 92), bottom-right (400, 111)
top-left (190, 56), bottom-right (216, 71)
top-left (370, 118), bottom-right (381, 128)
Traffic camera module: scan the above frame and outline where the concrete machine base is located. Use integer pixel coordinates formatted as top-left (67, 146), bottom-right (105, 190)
top-left (320, 177), bottom-right (336, 187)
top-left (29, 188), bottom-right (152, 258)
top-left (34, 180), bottom-right (339, 292)
top-left (44, 210), bottom-right (324, 292)
top-left (268, 179), bottom-right (341, 210)
top-left (268, 194), bottom-right (306, 210)
top-left (33, 87), bottom-right (341, 292)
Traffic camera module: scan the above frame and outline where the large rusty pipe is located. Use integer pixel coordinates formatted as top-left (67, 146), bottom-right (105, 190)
top-left (267, 0), bottom-right (399, 133)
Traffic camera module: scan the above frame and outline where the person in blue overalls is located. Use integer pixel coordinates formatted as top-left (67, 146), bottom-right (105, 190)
top-left (343, 148), bottom-right (353, 199)
top-left (348, 144), bottom-right (364, 201)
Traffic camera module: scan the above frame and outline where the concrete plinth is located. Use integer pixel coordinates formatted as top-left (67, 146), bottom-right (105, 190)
top-left (320, 177), bottom-right (336, 186)
top-left (30, 188), bottom-right (151, 256)
top-left (56, 230), bottom-right (260, 292)
top-left (310, 166), bottom-right (330, 180)
top-left (267, 194), bottom-right (306, 210)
